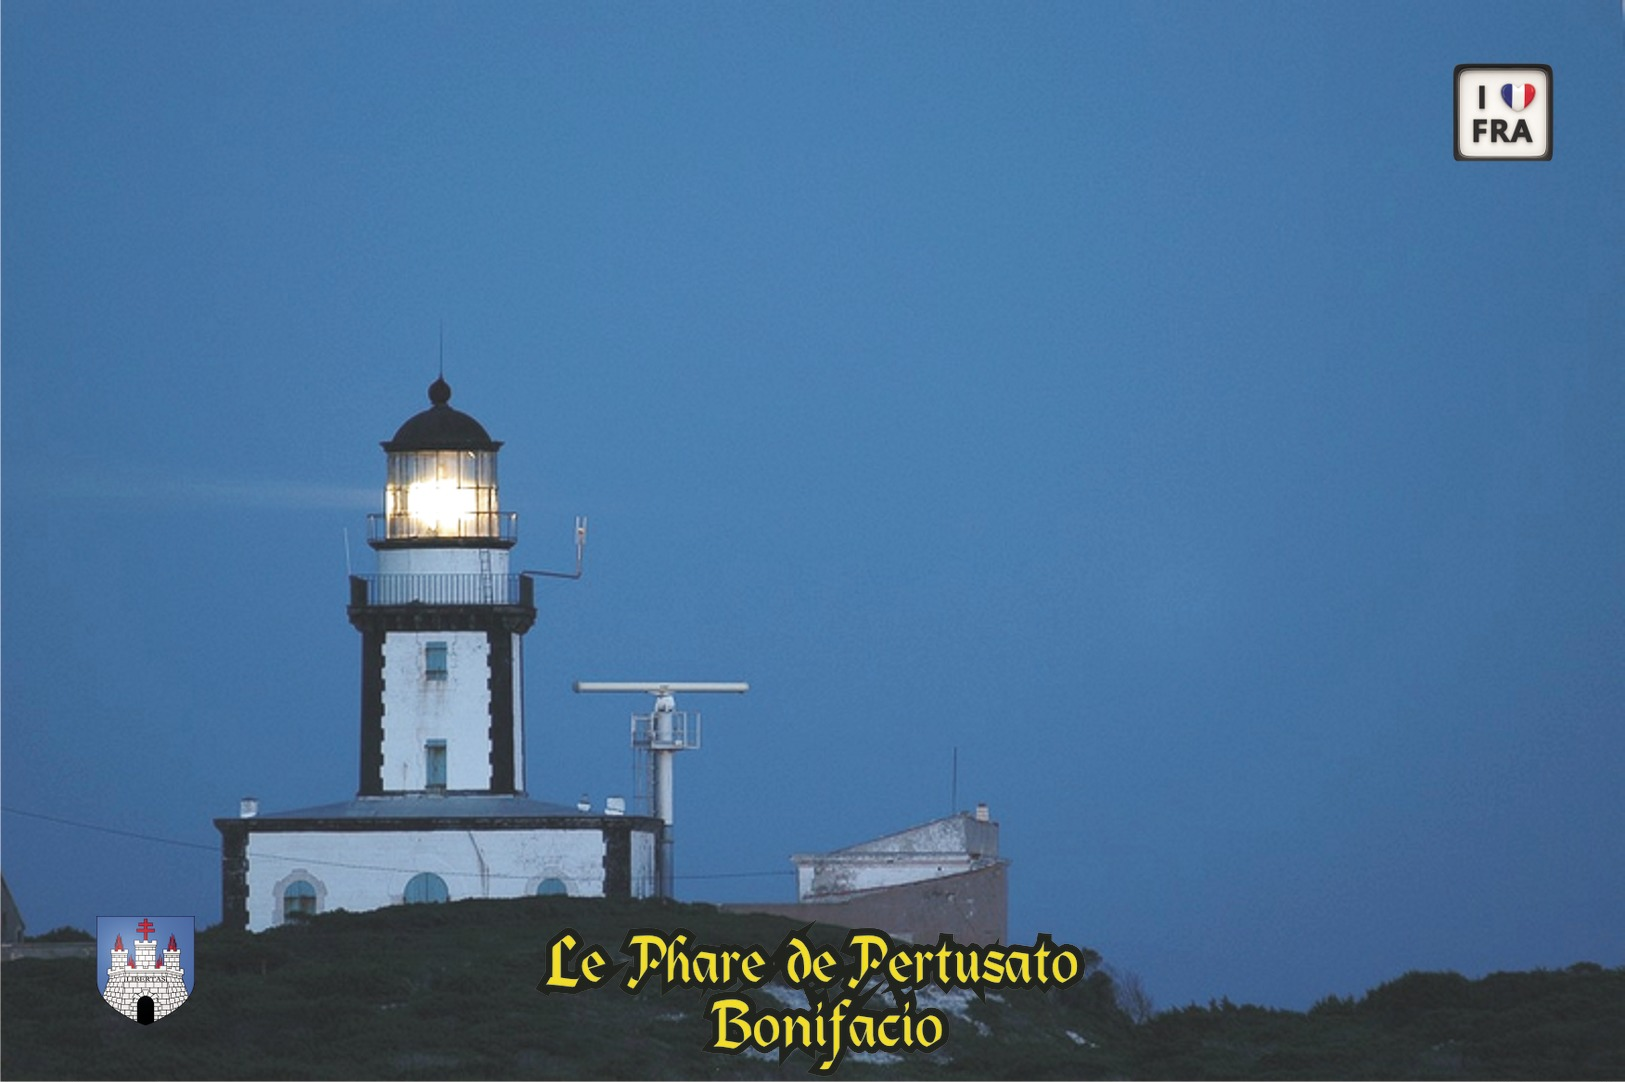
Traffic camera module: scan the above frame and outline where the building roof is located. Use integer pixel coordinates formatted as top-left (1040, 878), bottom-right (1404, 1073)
top-left (801, 811), bottom-right (999, 860)
top-left (216, 794), bottom-right (662, 835)
top-left (1, 874), bottom-right (22, 942)
top-left (252, 794), bottom-right (592, 820)
top-left (382, 378), bottom-right (502, 453)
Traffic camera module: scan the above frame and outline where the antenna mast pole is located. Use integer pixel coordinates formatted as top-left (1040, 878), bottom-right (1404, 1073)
top-left (523, 517), bottom-right (588, 580)
top-left (574, 681), bottom-right (749, 899)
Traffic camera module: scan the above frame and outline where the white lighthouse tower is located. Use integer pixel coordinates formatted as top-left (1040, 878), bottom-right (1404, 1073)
top-left (350, 375), bottom-right (530, 797)
top-left (217, 378), bottom-right (662, 930)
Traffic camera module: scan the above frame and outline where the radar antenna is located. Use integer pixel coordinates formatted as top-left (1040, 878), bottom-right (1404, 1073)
top-left (573, 681), bottom-right (749, 898)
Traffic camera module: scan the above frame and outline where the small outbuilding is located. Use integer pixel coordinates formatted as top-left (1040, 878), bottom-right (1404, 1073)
top-left (726, 807), bottom-right (1008, 946)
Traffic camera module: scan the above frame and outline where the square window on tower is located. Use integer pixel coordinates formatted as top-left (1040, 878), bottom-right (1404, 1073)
top-left (425, 641), bottom-right (448, 681)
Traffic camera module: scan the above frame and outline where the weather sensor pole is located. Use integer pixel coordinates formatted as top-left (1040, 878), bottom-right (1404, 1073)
top-left (572, 681), bottom-right (748, 899)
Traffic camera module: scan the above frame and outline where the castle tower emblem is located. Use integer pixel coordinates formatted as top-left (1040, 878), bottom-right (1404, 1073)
top-left (97, 916), bottom-right (193, 1023)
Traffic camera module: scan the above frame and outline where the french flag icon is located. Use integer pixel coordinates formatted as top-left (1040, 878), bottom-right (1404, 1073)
top-left (1501, 83), bottom-right (1536, 111)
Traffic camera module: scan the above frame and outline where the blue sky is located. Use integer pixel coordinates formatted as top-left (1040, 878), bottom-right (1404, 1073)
top-left (4, 1), bottom-right (1621, 1011)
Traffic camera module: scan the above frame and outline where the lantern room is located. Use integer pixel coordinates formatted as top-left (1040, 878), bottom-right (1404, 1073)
top-left (369, 377), bottom-right (517, 547)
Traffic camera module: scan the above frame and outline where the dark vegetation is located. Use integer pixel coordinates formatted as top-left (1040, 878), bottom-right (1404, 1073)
top-left (3, 896), bottom-right (1621, 1080)
top-left (25, 926), bottom-right (95, 943)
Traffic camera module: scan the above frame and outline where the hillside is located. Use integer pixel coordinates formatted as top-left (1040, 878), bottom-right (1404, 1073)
top-left (3, 896), bottom-right (1621, 1080)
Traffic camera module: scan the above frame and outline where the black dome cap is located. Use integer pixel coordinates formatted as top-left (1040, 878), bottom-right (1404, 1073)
top-left (382, 378), bottom-right (503, 452)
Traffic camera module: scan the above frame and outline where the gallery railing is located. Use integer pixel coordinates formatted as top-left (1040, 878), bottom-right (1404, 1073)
top-left (351, 573), bottom-right (525, 606)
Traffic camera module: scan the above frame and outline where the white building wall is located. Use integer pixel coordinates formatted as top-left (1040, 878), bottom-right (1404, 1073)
top-left (631, 830), bottom-right (657, 899)
top-left (791, 815), bottom-right (1000, 900)
top-left (795, 854), bottom-right (978, 899)
top-left (381, 631), bottom-right (491, 791)
top-left (244, 829), bottom-right (609, 932)
top-left (375, 547), bottom-right (511, 578)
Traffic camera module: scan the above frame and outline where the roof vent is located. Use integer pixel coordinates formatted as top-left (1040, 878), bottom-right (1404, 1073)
top-left (974, 802), bottom-right (989, 822)
top-left (605, 796), bottom-right (626, 817)
top-left (240, 797), bottom-right (259, 819)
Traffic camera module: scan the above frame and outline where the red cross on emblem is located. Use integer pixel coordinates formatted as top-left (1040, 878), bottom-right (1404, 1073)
top-left (136, 919), bottom-right (155, 939)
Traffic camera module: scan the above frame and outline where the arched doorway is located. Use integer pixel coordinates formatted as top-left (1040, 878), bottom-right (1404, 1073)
top-left (136, 996), bottom-right (155, 1024)
top-left (404, 872), bottom-right (449, 904)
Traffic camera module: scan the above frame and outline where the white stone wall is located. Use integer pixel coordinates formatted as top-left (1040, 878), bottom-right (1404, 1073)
top-left (243, 828), bottom-right (609, 931)
top-left (631, 830), bottom-right (657, 899)
top-left (381, 631), bottom-right (492, 791)
top-left (795, 853), bottom-right (977, 899)
top-left (792, 815), bottom-right (1000, 899)
top-left (376, 547), bottom-right (510, 578)
top-left (271, 867), bottom-right (329, 926)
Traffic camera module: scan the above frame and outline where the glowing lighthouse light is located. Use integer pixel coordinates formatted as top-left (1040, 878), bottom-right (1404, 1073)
top-left (399, 467), bottom-right (478, 535)
top-left (374, 378), bottom-right (510, 543)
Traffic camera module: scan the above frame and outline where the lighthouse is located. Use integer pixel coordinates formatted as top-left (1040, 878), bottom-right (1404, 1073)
top-left (216, 378), bottom-right (661, 931)
top-left (350, 375), bottom-right (531, 797)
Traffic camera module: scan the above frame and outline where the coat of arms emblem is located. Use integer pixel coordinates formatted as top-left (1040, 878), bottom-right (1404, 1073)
top-left (97, 916), bottom-right (193, 1024)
